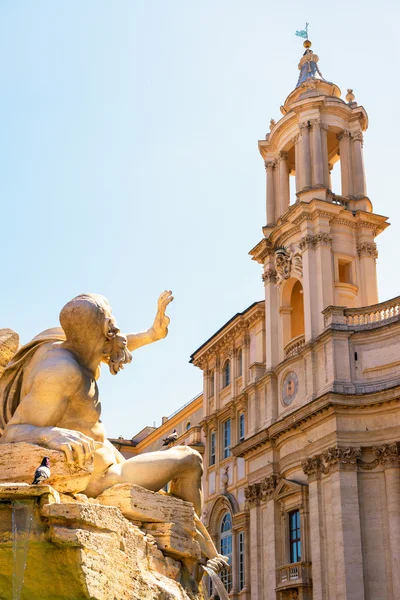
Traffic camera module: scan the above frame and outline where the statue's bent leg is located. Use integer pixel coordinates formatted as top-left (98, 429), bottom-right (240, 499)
top-left (94, 445), bottom-right (203, 515)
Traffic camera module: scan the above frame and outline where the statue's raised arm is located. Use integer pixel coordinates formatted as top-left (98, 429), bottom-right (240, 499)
top-left (126, 290), bottom-right (174, 352)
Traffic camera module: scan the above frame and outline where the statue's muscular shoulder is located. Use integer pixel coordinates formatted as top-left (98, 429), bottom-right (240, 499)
top-left (22, 342), bottom-right (85, 397)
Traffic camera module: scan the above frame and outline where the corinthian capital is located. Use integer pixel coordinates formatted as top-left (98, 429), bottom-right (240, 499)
top-left (352, 130), bottom-right (364, 144)
top-left (278, 151), bottom-right (289, 162)
top-left (264, 160), bottom-right (276, 171)
top-left (337, 130), bottom-right (351, 142)
top-left (262, 269), bottom-right (277, 284)
top-left (357, 241), bottom-right (378, 259)
top-left (309, 118), bottom-right (321, 129)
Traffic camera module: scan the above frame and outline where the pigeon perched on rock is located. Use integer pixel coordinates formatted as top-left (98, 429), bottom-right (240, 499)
top-left (32, 457), bottom-right (50, 485)
top-left (162, 429), bottom-right (178, 447)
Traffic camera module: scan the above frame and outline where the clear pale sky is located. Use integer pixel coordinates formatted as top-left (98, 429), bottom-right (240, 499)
top-left (1, 1), bottom-right (399, 438)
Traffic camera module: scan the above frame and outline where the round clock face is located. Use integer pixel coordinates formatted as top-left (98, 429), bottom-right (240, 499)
top-left (282, 371), bottom-right (298, 406)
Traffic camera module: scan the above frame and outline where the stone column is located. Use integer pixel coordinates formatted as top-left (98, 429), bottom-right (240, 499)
top-left (321, 123), bottom-right (329, 188)
top-left (314, 232), bottom-right (334, 330)
top-left (263, 258), bottom-right (279, 370)
top-left (302, 460), bottom-right (327, 600)
top-left (294, 134), bottom-right (301, 193)
top-left (352, 130), bottom-right (367, 197)
top-left (249, 504), bottom-right (263, 599)
top-left (384, 462), bottom-right (400, 595)
top-left (242, 334), bottom-right (250, 388)
top-left (231, 349), bottom-right (237, 397)
top-left (329, 456), bottom-right (365, 600)
top-left (264, 497), bottom-right (281, 600)
top-left (203, 371), bottom-right (209, 416)
top-left (338, 130), bottom-right (354, 198)
top-left (279, 307), bottom-right (292, 360)
top-left (278, 151), bottom-right (290, 217)
top-left (328, 162), bottom-right (333, 191)
top-left (231, 529), bottom-right (239, 594)
top-left (299, 122), bottom-right (312, 190)
top-left (310, 119), bottom-right (324, 187)
top-left (265, 160), bottom-right (276, 225)
top-left (215, 358), bottom-right (221, 411)
top-left (357, 241), bottom-right (379, 306)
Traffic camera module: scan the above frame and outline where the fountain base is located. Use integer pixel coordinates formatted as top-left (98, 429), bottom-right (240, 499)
top-left (0, 484), bottom-right (206, 600)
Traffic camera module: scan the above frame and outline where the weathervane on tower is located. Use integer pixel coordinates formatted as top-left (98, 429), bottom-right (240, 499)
top-left (295, 22), bottom-right (309, 40)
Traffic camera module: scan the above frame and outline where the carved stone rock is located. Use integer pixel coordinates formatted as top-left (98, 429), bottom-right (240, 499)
top-left (0, 442), bottom-right (93, 493)
top-left (0, 484), bottom-right (203, 600)
top-left (0, 328), bottom-right (18, 376)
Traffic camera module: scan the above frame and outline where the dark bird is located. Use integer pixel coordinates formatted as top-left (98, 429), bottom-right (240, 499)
top-left (162, 429), bottom-right (178, 447)
top-left (32, 457), bottom-right (51, 485)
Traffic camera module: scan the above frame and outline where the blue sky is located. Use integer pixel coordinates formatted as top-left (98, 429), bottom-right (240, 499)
top-left (1, 1), bottom-right (399, 438)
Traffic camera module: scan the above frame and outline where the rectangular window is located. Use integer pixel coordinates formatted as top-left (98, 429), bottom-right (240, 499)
top-left (239, 413), bottom-right (245, 442)
top-left (239, 531), bottom-right (245, 590)
top-left (209, 431), bottom-right (216, 466)
top-left (289, 510), bottom-right (301, 563)
top-left (223, 419), bottom-right (231, 459)
top-left (338, 259), bottom-right (352, 284)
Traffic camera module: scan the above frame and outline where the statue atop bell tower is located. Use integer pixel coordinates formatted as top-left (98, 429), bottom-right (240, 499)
top-left (250, 39), bottom-right (389, 370)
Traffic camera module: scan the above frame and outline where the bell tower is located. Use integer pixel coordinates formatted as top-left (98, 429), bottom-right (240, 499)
top-left (250, 39), bottom-right (389, 370)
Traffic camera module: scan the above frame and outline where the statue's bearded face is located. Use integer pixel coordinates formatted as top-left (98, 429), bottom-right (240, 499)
top-left (102, 317), bottom-right (132, 375)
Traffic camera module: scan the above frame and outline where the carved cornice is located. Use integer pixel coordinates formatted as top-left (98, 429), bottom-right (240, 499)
top-left (357, 241), bottom-right (378, 259)
top-left (299, 232), bottom-right (332, 251)
top-left (262, 269), bottom-right (278, 284)
top-left (244, 474), bottom-right (280, 507)
top-left (302, 443), bottom-right (400, 480)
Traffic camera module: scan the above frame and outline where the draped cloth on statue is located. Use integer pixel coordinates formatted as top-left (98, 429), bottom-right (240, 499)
top-left (0, 327), bottom-right (66, 434)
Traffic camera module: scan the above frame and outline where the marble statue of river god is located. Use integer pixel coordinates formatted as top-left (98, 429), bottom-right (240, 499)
top-left (0, 291), bottom-right (228, 575)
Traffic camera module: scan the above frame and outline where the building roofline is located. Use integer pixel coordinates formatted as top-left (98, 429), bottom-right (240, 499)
top-left (189, 300), bottom-right (264, 362)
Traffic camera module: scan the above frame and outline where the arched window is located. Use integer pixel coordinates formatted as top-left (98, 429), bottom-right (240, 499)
top-left (237, 348), bottom-right (243, 377)
top-left (223, 360), bottom-right (231, 388)
top-left (186, 421), bottom-right (191, 431)
top-left (220, 512), bottom-right (233, 592)
top-left (290, 280), bottom-right (305, 339)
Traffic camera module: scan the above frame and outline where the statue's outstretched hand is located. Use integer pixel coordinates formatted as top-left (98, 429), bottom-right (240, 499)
top-left (152, 290), bottom-right (174, 340)
top-left (205, 554), bottom-right (230, 575)
top-left (43, 427), bottom-right (101, 468)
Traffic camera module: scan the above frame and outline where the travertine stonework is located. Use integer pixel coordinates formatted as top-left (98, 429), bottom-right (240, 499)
top-left (0, 482), bottom-right (205, 600)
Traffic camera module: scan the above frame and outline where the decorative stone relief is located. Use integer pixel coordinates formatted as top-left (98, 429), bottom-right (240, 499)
top-left (299, 232), bottom-right (332, 251)
top-left (302, 443), bottom-right (400, 479)
top-left (244, 474), bottom-right (280, 506)
top-left (274, 246), bottom-right (303, 286)
top-left (357, 241), bottom-right (378, 259)
top-left (352, 130), bottom-right (363, 144)
top-left (323, 446), bottom-right (361, 471)
top-left (262, 269), bottom-right (277, 284)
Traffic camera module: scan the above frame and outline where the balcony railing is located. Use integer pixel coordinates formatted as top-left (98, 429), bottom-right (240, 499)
top-left (276, 562), bottom-right (312, 590)
top-left (323, 296), bottom-right (400, 329)
top-left (284, 334), bottom-right (305, 358)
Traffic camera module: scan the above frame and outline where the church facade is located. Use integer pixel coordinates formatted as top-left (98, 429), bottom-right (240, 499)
top-left (116, 40), bottom-right (400, 600)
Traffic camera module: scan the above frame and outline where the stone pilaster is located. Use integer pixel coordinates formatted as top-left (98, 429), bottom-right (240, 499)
top-left (299, 123), bottom-right (312, 190)
top-left (352, 130), bottom-right (366, 197)
top-left (310, 119), bottom-right (324, 187)
top-left (338, 130), bottom-right (354, 197)
top-left (278, 151), bottom-right (290, 217)
top-left (265, 160), bottom-right (276, 225)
